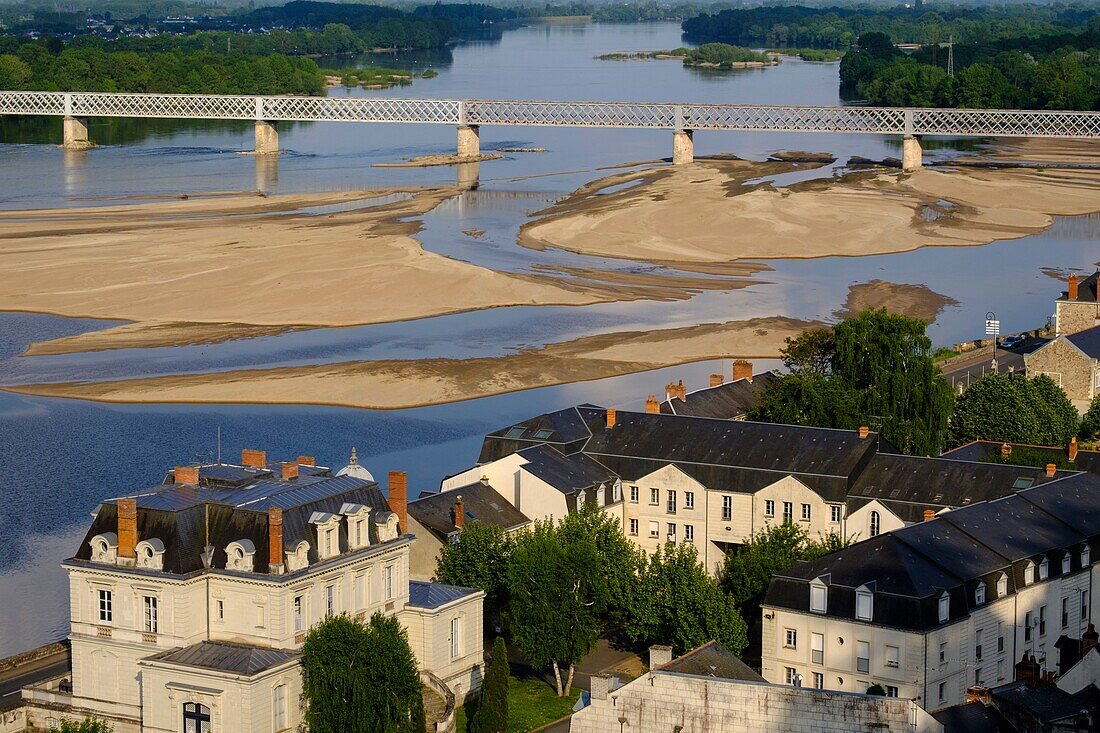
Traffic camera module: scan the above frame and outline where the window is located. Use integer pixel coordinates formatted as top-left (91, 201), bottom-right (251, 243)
top-left (293, 595), bottom-right (303, 632)
top-left (801, 503), bottom-right (811, 521)
top-left (325, 528), bottom-right (335, 557)
top-left (1063, 553), bottom-right (1072, 575)
top-left (855, 590), bottom-right (873, 621)
top-left (856, 641), bottom-right (870, 673)
top-left (974, 628), bottom-right (982, 661)
top-left (938, 593), bottom-right (950, 623)
top-left (1025, 561), bottom-right (1036, 585)
top-left (1039, 557), bottom-right (1049, 580)
top-left (649, 521), bottom-right (659, 539)
top-left (1039, 605), bottom-right (1047, 636)
top-left (684, 524), bottom-right (694, 542)
top-left (938, 682), bottom-right (946, 701)
top-left (629, 486), bottom-right (638, 503)
top-left (1083, 590), bottom-right (1090, 621)
top-left (450, 617), bottom-right (461, 659)
top-left (256, 604), bottom-right (266, 628)
top-left (785, 667), bottom-right (798, 685)
top-left (939, 642), bottom-right (946, 664)
top-left (885, 645), bottom-right (899, 668)
top-left (666, 490), bottom-right (677, 514)
top-left (831, 506), bottom-right (842, 523)
top-left (975, 583), bottom-right (985, 606)
top-left (885, 685), bottom-right (899, 698)
top-left (1083, 546), bottom-right (1091, 567)
top-left (975, 668), bottom-right (983, 686)
top-left (685, 492), bottom-right (695, 510)
top-left (1025, 611), bottom-right (1033, 642)
top-left (812, 672), bottom-right (824, 689)
top-left (354, 520), bottom-right (363, 548)
top-left (274, 685), bottom-right (288, 731)
top-left (326, 585), bottom-right (335, 618)
top-left (143, 596), bottom-right (158, 634)
top-left (183, 702), bottom-right (210, 733)
top-left (764, 500), bottom-right (775, 518)
top-left (628, 519), bottom-right (638, 536)
top-left (722, 496), bottom-right (732, 521)
top-left (533, 429), bottom-right (553, 440)
top-left (810, 582), bottom-right (828, 614)
top-left (785, 629), bottom-right (797, 649)
top-left (216, 599), bottom-right (224, 621)
top-left (650, 488), bottom-right (659, 505)
top-left (997, 622), bottom-right (1004, 652)
top-left (812, 633), bottom-right (824, 664)
top-left (997, 659), bottom-right (1005, 681)
top-left (1063, 597), bottom-right (1070, 629)
top-left (384, 565), bottom-right (394, 600)
top-left (869, 511), bottom-right (880, 537)
top-left (997, 574), bottom-right (1008, 598)
top-left (355, 574), bottom-right (366, 610)
top-left (783, 501), bottom-right (793, 524)
top-left (98, 589), bottom-right (112, 624)
top-left (667, 523), bottom-right (676, 538)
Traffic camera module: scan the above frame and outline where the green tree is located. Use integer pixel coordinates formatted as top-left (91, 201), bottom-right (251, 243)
top-left (508, 519), bottom-right (600, 697)
top-left (436, 520), bottom-right (513, 625)
top-left (51, 718), bottom-right (113, 733)
top-left (630, 542), bottom-right (748, 655)
top-left (1081, 395), bottom-right (1100, 441)
top-left (301, 613), bottom-right (424, 733)
top-left (947, 372), bottom-right (1078, 448)
top-left (0, 54), bottom-right (32, 89)
top-left (557, 503), bottom-right (645, 624)
top-left (779, 327), bottom-right (835, 376)
top-left (470, 637), bottom-right (509, 733)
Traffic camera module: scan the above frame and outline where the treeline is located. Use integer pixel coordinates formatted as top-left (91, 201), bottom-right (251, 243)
top-left (240, 1), bottom-right (455, 50)
top-left (682, 4), bottom-right (1099, 49)
top-left (840, 25), bottom-right (1100, 109)
top-left (0, 40), bottom-right (324, 95)
top-left (683, 42), bottom-right (771, 66)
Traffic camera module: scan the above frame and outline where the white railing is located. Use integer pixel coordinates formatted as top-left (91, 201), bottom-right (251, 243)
top-left (2, 91), bottom-right (1100, 137)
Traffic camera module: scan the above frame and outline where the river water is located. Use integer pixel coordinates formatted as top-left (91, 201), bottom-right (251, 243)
top-left (0, 21), bottom-right (1097, 655)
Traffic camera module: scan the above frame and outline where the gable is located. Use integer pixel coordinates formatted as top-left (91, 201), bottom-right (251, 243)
top-left (633, 463), bottom-right (706, 490)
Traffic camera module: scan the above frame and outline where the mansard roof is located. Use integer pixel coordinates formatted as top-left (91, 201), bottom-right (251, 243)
top-left (660, 371), bottom-right (777, 419)
top-left (407, 580), bottom-right (481, 610)
top-left (148, 641), bottom-right (299, 676)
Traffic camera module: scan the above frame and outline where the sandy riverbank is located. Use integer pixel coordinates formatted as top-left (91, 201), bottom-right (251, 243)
top-left (520, 141), bottom-right (1100, 264)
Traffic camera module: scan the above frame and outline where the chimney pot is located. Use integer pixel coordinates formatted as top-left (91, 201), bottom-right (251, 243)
top-left (606, 408), bottom-right (617, 429)
top-left (1069, 274), bottom-right (1080, 301)
top-left (1001, 442), bottom-right (1013, 460)
top-left (455, 495), bottom-right (465, 529)
top-left (859, 426), bottom-right (870, 439)
top-left (710, 373), bottom-right (724, 388)
top-left (1046, 463), bottom-right (1057, 478)
top-left (241, 448), bottom-right (266, 468)
top-left (388, 471), bottom-right (408, 534)
top-left (677, 380), bottom-right (686, 400)
top-left (296, 455), bottom-right (316, 467)
top-left (268, 507), bottom-right (284, 573)
top-left (732, 359), bottom-right (753, 383)
top-left (174, 465), bottom-right (199, 485)
top-left (923, 508), bottom-right (936, 521)
top-left (645, 395), bottom-right (660, 414)
top-left (1070, 437), bottom-right (1079, 462)
top-left (117, 498), bottom-right (138, 561)
top-left (281, 461), bottom-right (299, 481)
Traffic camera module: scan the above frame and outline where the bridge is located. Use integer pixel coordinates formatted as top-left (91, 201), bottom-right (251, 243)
top-left (3, 91), bottom-right (1100, 171)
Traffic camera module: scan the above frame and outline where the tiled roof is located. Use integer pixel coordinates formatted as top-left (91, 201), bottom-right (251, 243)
top-left (151, 641), bottom-right (298, 675)
top-left (659, 641), bottom-right (764, 682)
top-left (407, 580), bottom-right (480, 610)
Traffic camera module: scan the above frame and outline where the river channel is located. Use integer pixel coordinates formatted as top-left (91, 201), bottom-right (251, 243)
top-left (0, 21), bottom-right (1097, 655)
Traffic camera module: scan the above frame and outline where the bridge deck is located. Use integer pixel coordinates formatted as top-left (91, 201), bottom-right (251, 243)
top-left (2, 92), bottom-right (1100, 137)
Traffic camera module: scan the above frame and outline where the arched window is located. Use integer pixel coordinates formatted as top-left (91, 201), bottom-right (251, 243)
top-left (183, 702), bottom-right (210, 733)
top-left (273, 684), bottom-right (288, 730)
top-left (997, 573), bottom-right (1008, 598)
top-left (869, 511), bottom-right (880, 537)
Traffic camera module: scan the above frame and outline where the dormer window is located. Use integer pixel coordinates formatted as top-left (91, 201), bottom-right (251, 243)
top-left (135, 539), bottom-right (166, 571)
top-left (1083, 546), bottom-right (1091, 568)
top-left (90, 533), bottom-right (118, 564)
top-left (341, 503), bottom-right (372, 551)
top-left (997, 573), bottom-right (1008, 598)
top-left (1063, 553), bottom-right (1072, 575)
top-left (938, 592), bottom-right (950, 623)
top-left (285, 540), bottom-right (310, 572)
top-left (1024, 561), bottom-right (1036, 585)
top-left (975, 583), bottom-right (985, 606)
top-left (1039, 557), bottom-right (1049, 581)
top-left (810, 577), bottom-right (828, 614)
top-left (310, 512), bottom-right (342, 560)
top-left (374, 511), bottom-right (399, 543)
top-left (226, 540), bottom-right (256, 572)
top-left (855, 586), bottom-right (873, 621)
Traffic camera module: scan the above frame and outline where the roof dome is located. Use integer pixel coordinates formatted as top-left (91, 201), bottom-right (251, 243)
top-left (336, 447), bottom-right (375, 482)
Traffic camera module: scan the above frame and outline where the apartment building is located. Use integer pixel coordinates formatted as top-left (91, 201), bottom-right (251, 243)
top-left (21, 450), bottom-right (484, 733)
top-left (657, 359), bottom-right (777, 420)
top-left (761, 471), bottom-right (1100, 711)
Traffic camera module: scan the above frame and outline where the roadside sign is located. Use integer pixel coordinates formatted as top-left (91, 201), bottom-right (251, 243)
top-left (985, 320), bottom-right (1000, 336)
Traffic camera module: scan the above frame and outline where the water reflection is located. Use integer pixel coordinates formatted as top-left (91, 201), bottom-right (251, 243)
top-left (255, 152), bottom-right (279, 192)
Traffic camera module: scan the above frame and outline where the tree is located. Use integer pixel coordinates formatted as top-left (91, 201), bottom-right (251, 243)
top-left (470, 637), bottom-right (509, 733)
top-left (779, 327), bottom-right (835, 376)
top-left (947, 372), bottom-right (1078, 448)
top-left (867, 683), bottom-right (887, 696)
top-left (1081, 395), bottom-right (1100, 441)
top-left (557, 503), bottom-right (645, 624)
top-left (301, 613), bottom-right (424, 733)
top-left (51, 719), bottom-right (113, 733)
top-left (630, 542), bottom-right (748, 655)
top-left (436, 520), bottom-right (513, 625)
top-left (507, 519), bottom-right (600, 697)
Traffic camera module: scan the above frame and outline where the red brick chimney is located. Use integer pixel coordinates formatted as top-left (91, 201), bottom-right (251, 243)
top-left (710, 374), bottom-right (724, 388)
top-left (297, 455), bottom-right (316, 467)
top-left (859, 426), bottom-right (870, 439)
top-left (268, 507), bottom-right (284, 573)
top-left (1084, 623), bottom-right (1099, 653)
top-left (174, 465), bottom-right (199, 485)
top-left (676, 380), bottom-right (686, 400)
top-left (923, 508), bottom-right (936, 521)
top-left (645, 395), bottom-right (660, 414)
top-left (241, 449), bottom-right (266, 468)
top-left (388, 471), bottom-right (408, 534)
top-left (1015, 653), bottom-right (1041, 686)
top-left (1069, 274), bottom-right (1080, 301)
top-left (732, 359), bottom-right (753, 382)
top-left (117, 498), bottom-right (138, 561)
top-left (1001, 442), bottom-right (1013, 460)
top-left (281, 461), bottom-right (299, 481)
top-left (965, 685), bottom-right (992, 705)
top-left (1046, 463), bottom-right (1057, 478)
top-left (606, 408), bottom-right (617, 429)
top-left (454, 495), bottom-right (465, 529)
top-left (1070, 437), bottom-right (1079, 463)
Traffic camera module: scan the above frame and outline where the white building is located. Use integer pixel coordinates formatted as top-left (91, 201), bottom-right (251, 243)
top-left (21, 450), bottom-right (484, 733)
top-left (761, 471), bottom-right (1100, 711)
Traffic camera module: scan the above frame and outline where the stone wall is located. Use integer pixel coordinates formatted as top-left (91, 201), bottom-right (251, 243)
top-left (1025, 338), bottom-right (1095, 402)
top-left (1057, 301), bottom-right (1100, 336)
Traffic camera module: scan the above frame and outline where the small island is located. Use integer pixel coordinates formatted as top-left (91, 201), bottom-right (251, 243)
top-left (323, 66), bottom-right (436, 90)
top-left (767, 48), bottom-right (845, 62)
top-left (598, 43), bottom-right (778, 69)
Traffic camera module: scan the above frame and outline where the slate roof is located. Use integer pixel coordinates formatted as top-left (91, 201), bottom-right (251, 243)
top-left (72, 458), bottom-right (393, 576)
top-left (993, 680), bottom-right (1094, 723)
top-left (407, 580), bottom-right (480, 610)
top-left (517, 444), bottom-right (617, 495)
top-left (660, 371), bottom-right (777, 419)
top-left (407, 481), bottom-right (529, 540)
top-left (149, 641), bottom-right (298, 675)
top-left (479, 405), bottom-right (601, 463)
top-left (658, 641), bottom-right (765, 682)
top-left (764, 472), bottom-right (1100, 631)
top-left (932, 702), bottom-right (1014, 733)
top-left (942, 441), bottom-right (1100, 476)
top-left (1067, 324), bottom-right (1100, 359)
top-left (1060, 271), bottom-right (1100, 303)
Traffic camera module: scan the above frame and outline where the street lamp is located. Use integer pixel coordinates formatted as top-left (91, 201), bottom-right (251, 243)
top-left (985, 312), bottom-right (1000, 372)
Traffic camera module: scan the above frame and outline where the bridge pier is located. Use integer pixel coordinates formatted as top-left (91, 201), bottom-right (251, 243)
top-left (673, 129), bottom-right (694, 165)
top-left (457, 124), bottom-right (480, 158)
top-left (902, 135), bottom-right (923, 172)
top-left (254, 120), bottom-right (279, 155)
top-left (61, 116), bottom-right (93, 150)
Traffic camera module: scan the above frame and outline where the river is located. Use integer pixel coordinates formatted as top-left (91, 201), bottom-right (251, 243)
top-left (0, 21), bottom-right (1097, 655)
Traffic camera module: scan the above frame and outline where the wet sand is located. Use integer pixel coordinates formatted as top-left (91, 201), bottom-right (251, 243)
top-left (520, 142), bottom-right (1100, 264)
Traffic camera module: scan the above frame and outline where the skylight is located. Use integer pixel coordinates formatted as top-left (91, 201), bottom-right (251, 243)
top-left (1013, 477), bottom-right (1035, 490)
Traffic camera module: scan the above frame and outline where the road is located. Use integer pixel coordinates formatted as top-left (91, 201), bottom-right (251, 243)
top-left (939, 337), bottom-right (1047, 392)
top-left (0, 652), bottom-right (70, 712)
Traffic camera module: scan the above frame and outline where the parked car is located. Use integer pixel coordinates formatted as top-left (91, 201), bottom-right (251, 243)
top-left (1000, 335), bottom-right (1025, 349)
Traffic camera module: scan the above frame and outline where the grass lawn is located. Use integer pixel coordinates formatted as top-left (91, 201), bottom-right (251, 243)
top-left (455, 675), bottom-right (579, 732)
